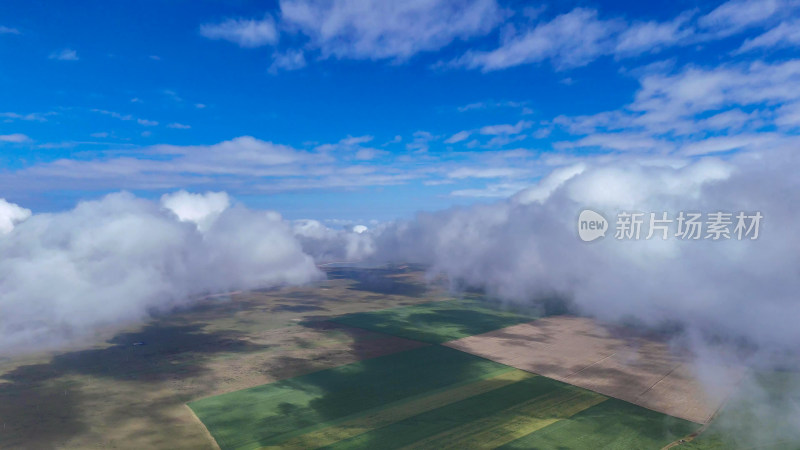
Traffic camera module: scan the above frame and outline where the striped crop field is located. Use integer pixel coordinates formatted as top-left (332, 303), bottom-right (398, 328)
top-left (188, 346), bottom-right (699, 449)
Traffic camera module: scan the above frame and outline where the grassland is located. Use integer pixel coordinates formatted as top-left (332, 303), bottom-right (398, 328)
top-left (329, 298), bottom-right (540, 343)
top-left (189, 345), bottom-right (699, 450)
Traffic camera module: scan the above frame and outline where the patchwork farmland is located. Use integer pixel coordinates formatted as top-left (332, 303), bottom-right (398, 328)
top-left (189, 346), bottom-right (698, 449)
top-left (188, 296), bottom-right (709, 449)
top-left (4, 266), bottom-right (795, 449)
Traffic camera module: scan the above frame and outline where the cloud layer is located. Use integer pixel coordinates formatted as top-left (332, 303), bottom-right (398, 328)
top-left (369, 149), bottom-right (800, 362)
top-left (0, 192), bottom-right (322, 354)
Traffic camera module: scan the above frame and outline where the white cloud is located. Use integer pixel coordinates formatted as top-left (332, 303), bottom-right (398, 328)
top-left (354, 148), bottom-right (386, 161)
top-left (698, 0), bottom-right (787, 37)
top-left (630, 60), bottom-right (800, 128)
top-left (0, 134), bottom-right (439, 194)
top-left (49, 48), bottom-right (78, 61)
top-left (314, 135), bottom-right (385, 160)
top-left (92, 109), bottom-right (133, 121)
top-left (0, 198), bottom-right (31, 234)
top-left (280, 0), bottom-right (504, 61)
top-left (775, 101), bottom-right (800, 127)
top-left (553, 58), bottom-right (800, 153)
top-left (737, 19), bottom-right (800, 53)
top-left (269, 49), bottom-right (307, 74)
top-left (137, 118), bottom-right (158, 126)
top-left (405, 130), bottom-right (437, 152)
top-left (168, 122), bottom-right (191, 129)
top-left (161, 190), bottom-right (230, 231)
top-left (558, 133), bottom-right (674, 153)
top-left (456, 100), bottom-right (531, 113)
top-left (450, 182), bottom-right (529, 198)
top-left (369, 150), bottom-right (800, 371)
top-left (0, 112), bottom-right (52, 122)
top-left (614, 12), bottom-right (695, 57)
top-left (452, 9), bottom-right (623, 71)
top-left (0, 192), bottom-right (321, 354)
top-left (513, 163), bottom-right (586, 204)
top-left (479, 120), bottom-right (531, 135)
top-left (448, 167), bottom-right (528, 179)
top-left (447, 1), bottom-right (797, 73)
top-left (293, 219), bottom-right (374, 262)
top-left (0, 25), bottom-right (20, 34)
top-left (0, 133), bottom-right (31, 143)
top-left (679, 133), bottom-right (788, 155)
top-left (445, 130), bottom-right (472, 144)
top-left (339, 135), bottom-right (373, 146)
top-left (200, 17), bottom-right (279, 47)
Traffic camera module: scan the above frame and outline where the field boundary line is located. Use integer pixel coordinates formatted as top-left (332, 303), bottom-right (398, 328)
top-left (261, 370), bottom-right (535, 449)
top-left (184, 404), bottom-right (221, 450)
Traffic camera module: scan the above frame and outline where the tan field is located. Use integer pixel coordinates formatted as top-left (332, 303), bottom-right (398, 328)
top-left (444, 316), bottom-right (748, 424)
top-left (0, 266), bottom-right (439, 449)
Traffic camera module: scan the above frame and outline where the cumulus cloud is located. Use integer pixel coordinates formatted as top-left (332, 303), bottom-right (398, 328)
top-left (367, 149), bottom-right (800, 366)
top-left (0, 192), bottom-right (321, 354)
top-left (0, 198), bottom-right (31, 234)
top-left (161, 190), bottom-right (230, 231)
top-left (293, 219), bottom-right (374, 262)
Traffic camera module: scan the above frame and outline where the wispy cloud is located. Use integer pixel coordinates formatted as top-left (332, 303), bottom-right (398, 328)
top-left (279, 0), bottom-right (505, 61)
top-left (0, 111), bottom-right (54, 122)
top-left (49, 48), bottom-right (79, 61)
top-left (269, 49), bottom-right (306, 74)
top-left (697, 0), bottom-right (788, 38)
top-left (0, 133), bottom-right (31, 143)
top-left (736, 19), bottom-right (800, 53)
top-left (200, 16), bottom-right (278, 47)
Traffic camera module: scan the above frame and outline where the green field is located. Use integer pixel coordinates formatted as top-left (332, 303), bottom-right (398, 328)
top-left (327, 298), bottom-right (540, 343)
top-left (189, 346), bottom-right (699, 449)
top-left (499, 398), bottom-right (697, 449)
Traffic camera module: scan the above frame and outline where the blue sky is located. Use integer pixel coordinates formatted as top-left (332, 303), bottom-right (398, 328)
top-left (1, 0), bottom-right (799, 222)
